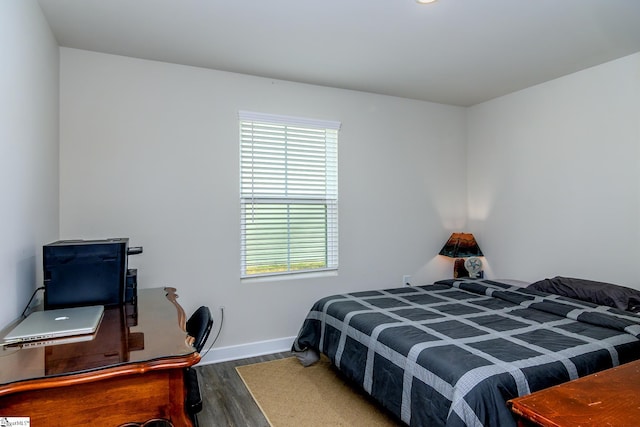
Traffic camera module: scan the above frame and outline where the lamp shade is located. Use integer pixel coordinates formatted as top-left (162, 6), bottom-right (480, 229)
top-left (438, 233), bottom-right (483, 258)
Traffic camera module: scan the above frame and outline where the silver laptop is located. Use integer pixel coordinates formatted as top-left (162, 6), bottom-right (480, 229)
top-left (5, 333), bottom-right (98, 349)
top-left (2, 305), bottom-right (104, 344)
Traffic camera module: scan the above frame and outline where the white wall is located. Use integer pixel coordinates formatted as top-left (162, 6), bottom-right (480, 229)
top-left (0, 1), bottom-right (59, 328)
top-left (467, 53), bottom-right (640, 287)
top-left (59, 48), bottom-right (467, 352)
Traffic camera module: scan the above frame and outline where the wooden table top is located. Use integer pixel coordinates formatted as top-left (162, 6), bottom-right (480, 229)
top-left (508, 359), bottom-right (640, 427)
top-left (0, 287), bottom-right (199, 396)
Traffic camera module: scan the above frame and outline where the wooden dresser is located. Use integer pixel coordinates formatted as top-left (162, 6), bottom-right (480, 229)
top-left (508, 359), bottom-right (640, 427)
top-left (0, 287), bottom-right (200, 427)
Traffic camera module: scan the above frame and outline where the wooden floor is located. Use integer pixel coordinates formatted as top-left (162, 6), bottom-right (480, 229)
top-left (194, 351), bottom-right (292, 427)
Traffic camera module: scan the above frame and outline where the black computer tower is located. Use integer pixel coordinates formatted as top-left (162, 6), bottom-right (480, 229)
top-left (43, 238), bottom-right (129, 309)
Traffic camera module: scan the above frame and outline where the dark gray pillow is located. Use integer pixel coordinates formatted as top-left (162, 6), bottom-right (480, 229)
top-left (527, 276), bottom-right (640, 313)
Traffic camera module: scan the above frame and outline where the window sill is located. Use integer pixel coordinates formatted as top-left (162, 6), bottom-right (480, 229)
top-left (241, 269), bottom-right (338, 284)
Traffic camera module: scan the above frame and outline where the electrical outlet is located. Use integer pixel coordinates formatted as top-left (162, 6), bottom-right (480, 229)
top-left (403, 275), bottom-right (411, 286)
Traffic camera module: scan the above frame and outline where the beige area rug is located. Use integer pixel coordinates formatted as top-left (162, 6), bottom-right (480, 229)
top-left (236, 356), bottom-right (403, 427)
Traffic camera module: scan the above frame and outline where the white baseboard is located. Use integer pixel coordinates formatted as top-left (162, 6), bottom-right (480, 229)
top-left (197, 336), bottom-right (296, 365)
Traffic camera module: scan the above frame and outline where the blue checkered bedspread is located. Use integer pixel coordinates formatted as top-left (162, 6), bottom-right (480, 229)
top-left (292, 279), bottom-right (640, 426)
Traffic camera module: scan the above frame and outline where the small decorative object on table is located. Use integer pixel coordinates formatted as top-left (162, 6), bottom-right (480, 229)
top-left (464, 257), bottom-right (483, 278)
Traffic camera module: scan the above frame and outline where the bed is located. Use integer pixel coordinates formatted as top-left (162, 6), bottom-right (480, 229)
top-left (292, 278), bottom-right (640, 426)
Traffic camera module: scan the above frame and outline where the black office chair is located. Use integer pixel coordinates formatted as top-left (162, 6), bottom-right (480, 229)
top-left (186, 306), bottom-right (213, 353)
top-left (185, 306), bottom-right (213, 427)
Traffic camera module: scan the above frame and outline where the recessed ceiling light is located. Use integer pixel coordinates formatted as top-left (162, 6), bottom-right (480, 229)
top-left (416, 0), bottom-right (438, 3)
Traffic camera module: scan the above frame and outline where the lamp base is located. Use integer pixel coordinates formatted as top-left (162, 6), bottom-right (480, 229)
top-left (453, 258), bottom-right (468, 278)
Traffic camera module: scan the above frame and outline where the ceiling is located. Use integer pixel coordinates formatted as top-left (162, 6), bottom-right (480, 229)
top-left (37, 0), bottom-right (640, 107)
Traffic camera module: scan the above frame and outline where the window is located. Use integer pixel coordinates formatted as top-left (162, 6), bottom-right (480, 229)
top-left (240, 111), bottom-right (339, 278)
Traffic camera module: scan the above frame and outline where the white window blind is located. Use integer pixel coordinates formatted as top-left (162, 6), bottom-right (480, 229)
top-left (240, 111), bottom-right (340, 278)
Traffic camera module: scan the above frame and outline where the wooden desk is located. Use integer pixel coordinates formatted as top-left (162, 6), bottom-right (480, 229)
top-left (508, 359), bottom-right (640, 427)
top-left (0, 287), bottom-right (200, 427)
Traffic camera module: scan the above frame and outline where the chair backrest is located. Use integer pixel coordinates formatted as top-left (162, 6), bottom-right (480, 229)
top-left (186, 306), bottom-right (213, 353)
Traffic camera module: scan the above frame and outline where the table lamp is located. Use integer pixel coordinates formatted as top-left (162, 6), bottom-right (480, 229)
top-left (438, 232), bottom-right (484, 278)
